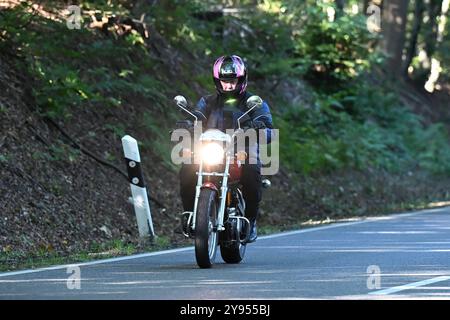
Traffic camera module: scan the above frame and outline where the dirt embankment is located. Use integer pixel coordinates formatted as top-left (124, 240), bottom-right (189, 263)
top-left (0, 53), bottom-right (185, 259)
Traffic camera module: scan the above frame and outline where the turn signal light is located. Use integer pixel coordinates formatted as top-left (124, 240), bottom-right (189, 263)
top-left (236, 151), bottom-right (247, 161)
top-left (182, 148), bottom-right (192, 158)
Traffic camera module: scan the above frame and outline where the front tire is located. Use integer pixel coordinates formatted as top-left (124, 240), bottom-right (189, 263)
top-left (195, 189), bottom-right (219, 268)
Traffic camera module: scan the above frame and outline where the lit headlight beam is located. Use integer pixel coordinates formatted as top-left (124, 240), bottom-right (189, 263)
top-left (201, 143), bottom-right (225, 165)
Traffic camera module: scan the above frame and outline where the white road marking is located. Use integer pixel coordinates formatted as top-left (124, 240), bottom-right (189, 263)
top-left (0, 207), bottom-right (447, 278)
top-left (0, 247), bottom-right (193, 278)
top-left (369, 276), bottom-right (450, 295)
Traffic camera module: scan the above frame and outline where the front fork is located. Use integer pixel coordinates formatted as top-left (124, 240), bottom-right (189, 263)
top-left (189, 155), bottom-right (231, 233)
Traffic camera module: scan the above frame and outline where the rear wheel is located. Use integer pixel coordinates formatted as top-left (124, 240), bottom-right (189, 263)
top-left (220, 218), bottom-right (247, 264)
top-left (195, 189), bottom-right (219, 268)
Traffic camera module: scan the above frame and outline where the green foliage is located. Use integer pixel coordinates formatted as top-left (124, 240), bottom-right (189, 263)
top-left (32, 64), bottom-right (95, 119)
top-left (288, 2), bottom-right (381, 91)
top-left (0, 2), bottom-right (169, 119)
top-left (141, 111), bottom-right (177, 171)
top-left (89, 239), bottom-right (135, 256)
top-left (105, 123), bottom-right (126, 138)
top-left (279, 80), bottom-right (450, 175)
top-left (200, 1), bottom-right (382, 92)
top-left (217, 3), bottom-right (299, 80)
top-left (143, 0), bottom-right (209, 51)
top-left (51, 144), bottom-right (80, 163)
top-left (32, 144), bottom-right (81, 163)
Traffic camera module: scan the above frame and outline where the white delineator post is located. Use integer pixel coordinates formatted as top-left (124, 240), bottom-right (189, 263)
top-left (121, 135), bottom-right (155, 239)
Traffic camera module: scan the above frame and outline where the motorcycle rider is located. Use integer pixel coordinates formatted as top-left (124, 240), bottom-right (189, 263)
top-left (178, 55), bottom-right (274, 243)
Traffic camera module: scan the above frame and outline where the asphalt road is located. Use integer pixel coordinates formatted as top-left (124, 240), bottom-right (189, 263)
top-left (1, 207), bottom-right (450, 300)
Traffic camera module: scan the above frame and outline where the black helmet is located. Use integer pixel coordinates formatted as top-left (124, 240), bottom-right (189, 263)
top-left (212, 55), bottom-right (248, 100)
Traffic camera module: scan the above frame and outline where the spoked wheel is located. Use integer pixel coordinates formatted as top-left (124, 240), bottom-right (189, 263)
top-left (195, 189), bottom-right (219, 268)
top-left (220, 218), bottom-right (247, 264)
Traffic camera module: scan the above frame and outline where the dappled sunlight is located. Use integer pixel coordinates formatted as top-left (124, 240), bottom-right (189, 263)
top-left (427, 201), bottom-right (450, 208)
top-left (438, 0), bottom-right (450, 43)
top-left (425, 58), bottom-right (442, 93)
top-left (424, 0), bottom-right (449, 93)
top-left (0, 0), bottom-right (22, 9)
top-left (326, 7), bottom-right (335, 22)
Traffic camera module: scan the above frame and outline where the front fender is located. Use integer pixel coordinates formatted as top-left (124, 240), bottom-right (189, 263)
top-left (200, 182), bottom-right (219, 193)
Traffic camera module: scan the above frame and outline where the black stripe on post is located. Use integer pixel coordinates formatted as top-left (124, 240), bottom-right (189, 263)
top-left (125, 157), bottom-right (145, 188)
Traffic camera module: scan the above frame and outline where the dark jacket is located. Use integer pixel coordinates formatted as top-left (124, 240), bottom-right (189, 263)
top-left (194, 92), bottom-right (274, 139)
top-left (193, 92), bottom-right (275, 165)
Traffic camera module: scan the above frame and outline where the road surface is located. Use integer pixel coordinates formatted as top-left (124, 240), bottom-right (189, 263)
top-left (1, 207), bottom-right (450, 300)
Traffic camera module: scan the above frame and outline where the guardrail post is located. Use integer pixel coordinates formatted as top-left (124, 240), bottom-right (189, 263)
top-left (121, 135), bottom-right (155, 240)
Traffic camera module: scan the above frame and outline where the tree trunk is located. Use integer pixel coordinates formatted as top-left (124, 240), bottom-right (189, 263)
top-left (363, 0), bottom-right (370, 12)
top-left (380, 0), bottom-right (409, 77)
top-left (336, 0), bottom-right (345, 10)
top-left (423, 0), bottom-right (442, 59)
top-left (402, 0), bottom-right (424, 77)
top-left (335, 0), bottom-right (345, 17)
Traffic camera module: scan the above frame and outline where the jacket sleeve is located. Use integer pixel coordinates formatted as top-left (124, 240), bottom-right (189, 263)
top-left (251, 100), bottom-right (275, 144)
top-left (193, 97), bottom-right (208, 121)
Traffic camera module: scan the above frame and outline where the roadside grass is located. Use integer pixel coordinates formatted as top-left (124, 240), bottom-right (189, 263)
top-left (0, 236), bottom-right (176, 272)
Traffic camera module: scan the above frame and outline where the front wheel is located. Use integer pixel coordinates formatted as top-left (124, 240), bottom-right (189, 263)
top-left (195, 189), bottom-right (219, 268)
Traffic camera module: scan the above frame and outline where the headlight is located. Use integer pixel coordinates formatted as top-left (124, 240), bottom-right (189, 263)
top-left (201, 143), bottom-right (224, 165)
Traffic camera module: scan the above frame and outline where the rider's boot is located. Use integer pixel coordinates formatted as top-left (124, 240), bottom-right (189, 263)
top-left (247, 218), bottom-right (257, 243)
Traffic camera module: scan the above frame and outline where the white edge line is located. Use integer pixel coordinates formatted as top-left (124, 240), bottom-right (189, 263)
top-left (368, 276), bottom-right (450, 295)
top-left (0, 206), bottom-right (447, 278)
top-left (258, 207), bottom-right (445, 240)
top-left (0, 247), bottom-right (193, 278)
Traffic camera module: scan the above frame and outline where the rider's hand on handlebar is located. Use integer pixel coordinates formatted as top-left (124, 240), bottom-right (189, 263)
top-left (242, 120), bottom-right (266, 131)
top-left (251, 120), bottom-right (267, 129)
top-left (176, 120), bottom-right (194, 131)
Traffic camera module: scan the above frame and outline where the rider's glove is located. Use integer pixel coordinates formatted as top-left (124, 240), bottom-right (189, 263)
top-left (251, 120), bottom-right (267, 129)
top-left (176, 120), bottom-right (195, 131)
top-left (242, 119), bottom-right (266, 131)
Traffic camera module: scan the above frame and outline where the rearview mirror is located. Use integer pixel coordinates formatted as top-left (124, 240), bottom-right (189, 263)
top-left (246, 95), bottom-right (263, 109)
top-left (174, 95), bottom-right (188, 108)
top-left (236, 96), bottom-right (263, 130)
top-left (173, 95), bottom-right (197, 125)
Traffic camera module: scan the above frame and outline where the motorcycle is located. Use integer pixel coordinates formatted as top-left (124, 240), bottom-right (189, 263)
top-left (173, 94), bottom-right (270, 268)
